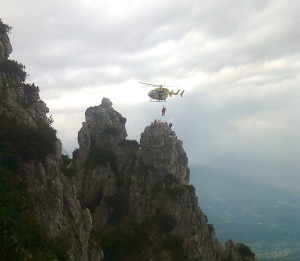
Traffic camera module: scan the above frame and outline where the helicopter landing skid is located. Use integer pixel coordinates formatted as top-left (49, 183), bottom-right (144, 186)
top-left (149, 99), bottom-right (166, 102)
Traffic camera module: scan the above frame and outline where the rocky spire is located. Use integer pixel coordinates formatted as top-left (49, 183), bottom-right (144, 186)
top-left (75, 102), bottom-right (256, 260)
top-left (77, 97), bottom-right (127, 164)
top-left (141, 122), bottom-right (189, 184)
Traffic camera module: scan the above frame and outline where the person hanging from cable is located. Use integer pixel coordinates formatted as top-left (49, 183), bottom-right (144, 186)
top-left (161, 105), bottom-right (166, 116)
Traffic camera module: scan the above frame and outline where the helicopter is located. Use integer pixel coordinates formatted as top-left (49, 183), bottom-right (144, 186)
top-left (138, 82), bottom-right (184, 102)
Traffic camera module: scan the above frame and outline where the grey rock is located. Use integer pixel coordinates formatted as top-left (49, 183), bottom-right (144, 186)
top-left (76, 99), bottom-right (256, 261)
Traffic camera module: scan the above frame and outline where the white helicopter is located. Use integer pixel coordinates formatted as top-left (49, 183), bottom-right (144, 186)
top-left (138, 82), bottom-right (184, 102)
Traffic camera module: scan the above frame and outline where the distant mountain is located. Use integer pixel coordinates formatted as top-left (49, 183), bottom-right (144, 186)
top-left (190, 165), bottom-right (300, 261)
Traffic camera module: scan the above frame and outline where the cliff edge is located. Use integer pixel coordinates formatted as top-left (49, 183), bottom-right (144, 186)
top-left (0, 19), bottom-right (103, 260)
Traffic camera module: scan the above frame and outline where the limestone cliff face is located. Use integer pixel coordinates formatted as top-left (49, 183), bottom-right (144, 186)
top-left (75, 98), bottom-right (128, 211)
top-left (77, 97), bottom-right (127, 165)
top-left (0, 22), bottom-right (103, 261)
top-left (76, 98), bottom-right (256, 261)
top-left (141, 123), bottom-right (189, 184)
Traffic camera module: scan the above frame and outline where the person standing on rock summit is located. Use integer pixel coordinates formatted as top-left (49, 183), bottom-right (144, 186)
top-left (161, 105), bottom-right (166, 116)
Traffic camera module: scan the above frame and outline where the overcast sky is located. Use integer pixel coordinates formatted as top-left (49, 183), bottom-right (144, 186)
top-left (1, 0), bottom-right (299, 190)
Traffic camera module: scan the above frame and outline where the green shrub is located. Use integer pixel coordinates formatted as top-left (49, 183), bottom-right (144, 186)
top-left (62, 165), bottom-right (77, 177)
top-left (163, 235), bottom-right (185, 260)
top-left (151, 210), bottom-right (177, 233)
top-left (0, 114), bottom-right (57, 163)
top-left (0, 19), bottom-right (12, 34)
top-left (167, 185), bottom-right (187, 199)
top-left (236, 243), bottom-right (255, 259)
top-left (164, 173), bottom-right (178, 186)
top-left (99, 223), bottom-right (147, 261)
top-left (20, 121), bottom-right (57, 161)
top-left (0, 59), bottom-right (27, 82)
top-left (102, 126), bottom-right (120, 136)
top-left (72, 148), bottom-right (79, 159)
top-left (86, 146), bottom-right (117, 171)
top-left (62, 154), bottom-right (71, 165)
top-left (23, 83), bottom-right (40, 106)
top-left (118, 139), bottom-right (140, 148)
top-left (61, 155), bottom-right (77, 177)
top-left (208, 224), bottom-right (215, 234)
top-left (204, 214), bottom-right (208, 223)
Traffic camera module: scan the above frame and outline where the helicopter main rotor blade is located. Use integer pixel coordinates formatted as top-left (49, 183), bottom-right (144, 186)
top-left (138, 82), bottom-right (162, 87)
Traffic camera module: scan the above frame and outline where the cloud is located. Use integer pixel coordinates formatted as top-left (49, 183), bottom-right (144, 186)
top-left (1, 0), bottom-right (299, 190)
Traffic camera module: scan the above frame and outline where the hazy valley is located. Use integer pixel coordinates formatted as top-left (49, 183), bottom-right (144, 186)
top-left (190, 166), bottom-right (300, 260)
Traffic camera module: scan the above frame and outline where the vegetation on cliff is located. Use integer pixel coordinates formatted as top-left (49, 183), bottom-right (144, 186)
top-left (0, 19), bottom-right (11, 35)
top-left (0, 27), bottom-right (67, 258)
top-left (0, 168), bottom-right (68, 260)
top-left (0, 59), bottom-right (27, 82)
top-left (0, 107), bottom-right (66, 259)
top-left (0, 113), bottom-right (57, 167)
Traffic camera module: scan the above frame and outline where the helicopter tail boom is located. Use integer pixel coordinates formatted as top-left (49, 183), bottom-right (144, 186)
top-left (169, 89), bottom-right (184, 97)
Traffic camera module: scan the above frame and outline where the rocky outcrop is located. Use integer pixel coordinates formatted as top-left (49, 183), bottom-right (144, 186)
top-left (75, 98), bottom-right (128, 211)
top-left (76, 98), bottom-right (256, 261)
top-left (20, 147), bottom-right (102, 260)
top-left (141, 123), bottom-right (189, 184)
top-left (0, 80), bottom-right (49, 127)
top-left (77, 97), bottom-right (127, 165)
